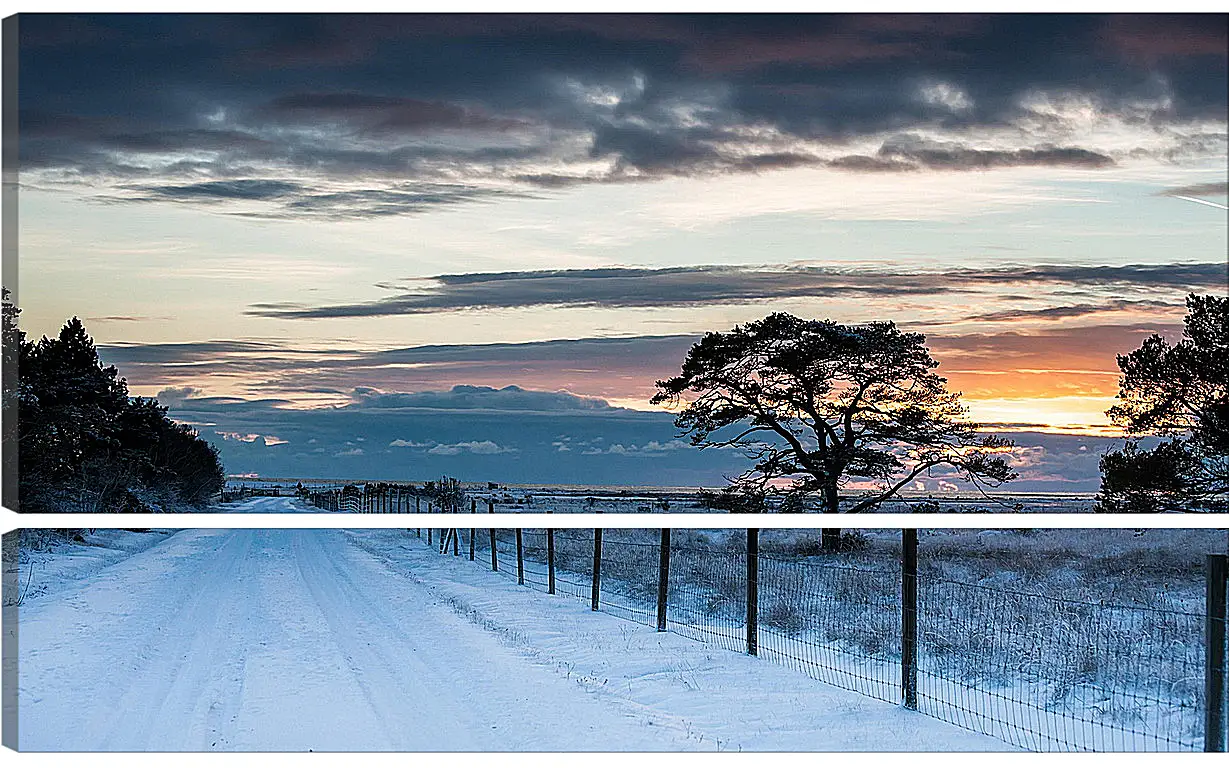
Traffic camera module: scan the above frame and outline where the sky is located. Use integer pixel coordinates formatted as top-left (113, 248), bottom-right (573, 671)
top-left (11, 12), bottom-right (1229, 489)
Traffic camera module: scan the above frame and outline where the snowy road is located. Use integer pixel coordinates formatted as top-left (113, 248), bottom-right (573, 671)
top-left (209, 496), bottom-right (313, 513)
top-left (15, 529), bottom-right (1010, 751)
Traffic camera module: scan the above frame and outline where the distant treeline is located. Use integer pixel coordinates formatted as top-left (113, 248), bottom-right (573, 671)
top-left (3, 290), bottom-right (224, 512)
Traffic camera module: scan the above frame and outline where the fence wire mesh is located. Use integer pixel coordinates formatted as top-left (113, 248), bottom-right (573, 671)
top-left (757, 553), bottom-right (902, 704)
top-left (916, 579), bottom-right (1205, 751)
top-left (422, 528), bottom-right (1220, 752)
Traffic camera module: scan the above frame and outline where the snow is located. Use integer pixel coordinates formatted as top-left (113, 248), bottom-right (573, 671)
top-left (209, 496), bottom-right (317, 513)
top-left (14, 528), bottom-right (1011, 751)
top-left (5, 530), bottom-right (175, 605)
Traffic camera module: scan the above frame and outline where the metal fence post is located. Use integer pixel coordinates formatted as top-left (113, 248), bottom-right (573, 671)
top-left (1207, 553), bottom-right (1228, 752)
top-left (902, 528), bottom-right (919, 710)
top-left (427, 527), bottom-right (432, 546)
top-left (453, 527), bottom-right (459, 557)
top-left (591, 528), bottom-right (603, 611)
top-left (516, 528), bottom-right (525, 584)
top-left (657, 528), bottom-right (671, 632)
top-left (747, 528), bottom-right (758, 655)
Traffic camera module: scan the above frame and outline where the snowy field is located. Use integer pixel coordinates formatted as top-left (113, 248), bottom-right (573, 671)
top-left (466, 525), bottom-right (1221, 751)
top-left (10, 527), bottom-right (1009, 751)
top-left (220, 479), bottom-right (1101, 513)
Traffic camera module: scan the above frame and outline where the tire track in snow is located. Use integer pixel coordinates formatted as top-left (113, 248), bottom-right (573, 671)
top-left (94, 530), bottom-right (255, 750)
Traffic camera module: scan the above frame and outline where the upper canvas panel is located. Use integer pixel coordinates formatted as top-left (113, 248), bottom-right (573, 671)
top-left (5, 14), bottom-right (1226, 512)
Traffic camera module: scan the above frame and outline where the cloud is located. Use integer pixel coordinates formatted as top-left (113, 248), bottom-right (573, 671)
top-left (99, 267), bottom-right (1207, 412)
top-left (846, 136), bottom-right (1116, 172)
top-left (959, 299), bottom-right (1185, 323)
top-left (581, 438), bottom-right (696, 456)
top-left (427, 440), bottom-right (517, 455)
top-left (85, 315), bottom-right (164, 323)
top-left (155, 385), bottom-right (204, 405)
top-left (167, 384), bottom-right (749, 485)
top-left (351, 384), bottom-right (617, 412)
top-left (261, 92), bottom-right (532, 135)
top-left (1156, 181), bottom-right (1229, 198)
top-left (129, 179), bottom-right (304, 202)
top-left (100, 339), bottom-right (287, 365)
top-left (114, 180), bottom-right (532, 219)
top-left (17, 14), bottom-right (1226, 218)
top-left (389, 439), bottom-right (434, 448)
top-left (165, 385), bottom-right (1126, 490)
top-left (245, 262), bottom-right (1225, 319)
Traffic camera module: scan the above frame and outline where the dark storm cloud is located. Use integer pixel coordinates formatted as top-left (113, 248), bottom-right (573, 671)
top-left (132, 179), bottom-right (304, 202)
top-left (867, 137), bottom-right (1115, 171)
top-left (260, 92), bottom-right (532, 134)
top-left (17, 13), bottom-right (1227, 217)
top-left (245, 262), bottom-right (1226, 319)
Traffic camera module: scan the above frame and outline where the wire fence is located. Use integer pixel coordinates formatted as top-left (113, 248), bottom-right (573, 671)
top-left (415, 526), bottom-right (1227, 753)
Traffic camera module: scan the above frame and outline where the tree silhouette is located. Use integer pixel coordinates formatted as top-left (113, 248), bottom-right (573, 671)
top-left (3, 291), bottom-right (225, 512)
top-left (653, 313), bottom-right (1015, 549)
top-left (1097, 294), bottom-right (1228, 512)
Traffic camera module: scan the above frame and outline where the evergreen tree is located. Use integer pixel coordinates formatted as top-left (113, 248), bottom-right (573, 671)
top-left (1097, 294), bottom-right (1228, 512)
top-left (3, 291), bottom-right (225, 512)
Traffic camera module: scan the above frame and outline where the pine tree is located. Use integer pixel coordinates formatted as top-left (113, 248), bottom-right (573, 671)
top-left (5, 291), bottom-right (225, 512)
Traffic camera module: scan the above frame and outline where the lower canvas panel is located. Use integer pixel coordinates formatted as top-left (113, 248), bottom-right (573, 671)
top-left (3, 527), bottom-right (1226, 752)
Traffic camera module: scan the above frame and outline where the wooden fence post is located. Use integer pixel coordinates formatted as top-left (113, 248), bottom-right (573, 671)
top-left (747, 528), bottom-right (758, 655)
top-left (453, 527), bottom-right (459, 557)
top-left (657, 528), bottom-right (671, 632)
top-left (516, 528), bottom-right (525, 584)
top-left (591, 528), bottom-right (603, 611)
top-left (547, 514), bottom-right (556, 595)
top-left (470, 498), bottom-right (476, 561)
top-left (427, 527), bottom-right (432, 546)
top-left (902, 528), bottom-right (919, 710)
top-left (1207, 553), bottom-right (1227, 752)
